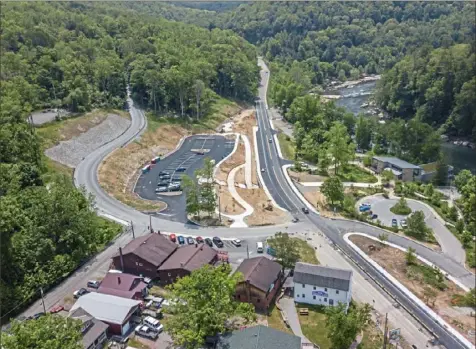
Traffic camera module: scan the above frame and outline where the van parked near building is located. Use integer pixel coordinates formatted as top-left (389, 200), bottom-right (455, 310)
top-left (256, 242), bottom-right (264, 253)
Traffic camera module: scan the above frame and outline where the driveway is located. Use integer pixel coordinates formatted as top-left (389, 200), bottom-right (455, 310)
top-left (356, 195), bottom-right (466, 265)
top-left (278, 296), bottom-right (311, 344)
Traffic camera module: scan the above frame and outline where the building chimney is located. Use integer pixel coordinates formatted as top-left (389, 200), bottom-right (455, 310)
top-left (119, 247), bottom-right (125, 272)
top-left (118, 276), bottom-right (121, 284)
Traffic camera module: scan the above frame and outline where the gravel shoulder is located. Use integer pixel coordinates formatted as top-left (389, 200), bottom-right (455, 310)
top-left (44, 113), bottom-right (131, 168)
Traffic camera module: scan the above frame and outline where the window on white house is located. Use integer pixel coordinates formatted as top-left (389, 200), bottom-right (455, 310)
top-left (297, 294), bottom-right (300, 298)
top-left (302, 284), bottom-right (305, 288)
top-left (313, 296), bottom-right (316, 300)
top-left (313, 286), bottom-right (316, 290)
top-left (324, 288), bottom-right (327, 291)
top-left (336, 290), bottom-right (339, 294)
top-left (324, 298), bottom-right (327, 302)
top-left (302, 294), bottom-right (305, 298)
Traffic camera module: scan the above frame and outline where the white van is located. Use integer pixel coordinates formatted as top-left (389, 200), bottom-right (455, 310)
top-left (143, 316), bottom-right (162, 331)
top-left (256, 242), bottom-right (264, 253)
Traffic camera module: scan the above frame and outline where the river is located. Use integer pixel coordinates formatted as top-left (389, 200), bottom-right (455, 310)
top-left (331, 81), bottom-right (476, 174)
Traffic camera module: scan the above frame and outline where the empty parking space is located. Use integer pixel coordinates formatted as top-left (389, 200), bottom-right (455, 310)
top-left (134, 135), bottom-right (235, 222)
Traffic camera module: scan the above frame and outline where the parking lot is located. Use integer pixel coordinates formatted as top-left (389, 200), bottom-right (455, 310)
top-left (134, 135), bottom-right (235, 222)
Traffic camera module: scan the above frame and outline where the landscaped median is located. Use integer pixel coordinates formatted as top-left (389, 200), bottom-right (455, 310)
top-left (346, 233), bottom-right (476, 347)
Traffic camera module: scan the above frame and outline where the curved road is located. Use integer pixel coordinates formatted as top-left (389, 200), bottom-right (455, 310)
top-left (73, 67), bottom-right (475, 348)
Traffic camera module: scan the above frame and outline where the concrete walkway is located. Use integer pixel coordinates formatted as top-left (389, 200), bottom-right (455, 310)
top-left (220, 164), bottom-right (254, 228)
top-left (241, 134), bottom-right (258, 189)
top-left (279, 297), bottom-right (312, 344)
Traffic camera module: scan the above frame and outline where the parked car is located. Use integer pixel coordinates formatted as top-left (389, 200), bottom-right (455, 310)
top-left (135, 324), bottom-right (158, 339)
top-left (187, 236), bottom-right (195, 245)
top-left (143, 316), bottom-right (164, 333)
top-left (205, 238), bottom-right (213, 247)
top-left (400, 219), bottom-right (408, 228)
top-left (159, 174), bottom-right (171, 179)
top-left (292, 217), bottom-right (299, 223)
top-left (177, 235), bottom-right (185, 245)
top-left (32, 312), bottom-right (45, 320)
top-left (391, 219), bottom-right (398, 228)
top-left (169, 234), bottom-right (176, 242)
top-left (302, 207), bottom-right (309, 214)
top-left (176, 167), bottom-right (186, 172)
top-left (196, 236), bottom-right (204, 244)
top-left (361, 203), bottom-right (371, 207)
top-left (359, 205), bottom-right (371, 212)
top-left (87, 280), bottom-right (101, 289)
top-left (155, 187), bottom-right (167, 193)
top-left (73, 288), bottom-right (89, 299)
top-left (168, 183), bottom-right (181, 191)
top-left (212, 237), bottom-right (224, 248)
top-left (370, 214), bottom-right (378, 220)
top-left (49, 305), bottom-right (64, 314)
top-left (231, 238), bottom-right (241, 247)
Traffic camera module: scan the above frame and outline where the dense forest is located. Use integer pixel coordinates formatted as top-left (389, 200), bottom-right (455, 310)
top-left (0, 1), bottom-right (258, 320)
top-left (376, 44), bottom-right (476, 141)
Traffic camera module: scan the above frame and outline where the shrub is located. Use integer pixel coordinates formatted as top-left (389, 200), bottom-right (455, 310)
top-left (390, 197), bottom-right (412, 215)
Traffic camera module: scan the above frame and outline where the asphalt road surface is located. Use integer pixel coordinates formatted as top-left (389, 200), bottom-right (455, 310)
top-left (30, 65), bottom-right (473, 349)
top-left (134, 135), bottom-right (234, 222)
top-left (357, 195), bottom-right (466, 265)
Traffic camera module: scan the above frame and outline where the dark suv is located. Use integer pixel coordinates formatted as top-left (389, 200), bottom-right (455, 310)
top-left (302, 207), bottom-right (309, 214)
top-left (212, 237), bottom-right (224, 248)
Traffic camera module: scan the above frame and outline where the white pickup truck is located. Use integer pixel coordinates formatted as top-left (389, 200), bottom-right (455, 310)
top-left (135, 324), bottom-right (158, 339)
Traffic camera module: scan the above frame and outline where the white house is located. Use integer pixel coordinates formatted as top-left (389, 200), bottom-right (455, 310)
top-left (293, 262), bottom-right (353, 310)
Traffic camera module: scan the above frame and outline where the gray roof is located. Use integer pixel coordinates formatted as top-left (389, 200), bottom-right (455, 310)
top-left (373, 156), bottom-right (420, 169)
top-left (70, 293), bottom-right (140, 325)
top-left (69, 308), bottom-right (108, 349)
top-left (294, 263), bottom-right (352, 291)
top-left (216, 325), bottom-right (301, 349)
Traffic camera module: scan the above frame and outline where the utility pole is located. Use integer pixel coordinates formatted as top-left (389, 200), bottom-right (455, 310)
top-left (382, 312), bottom-right (388, 349)
top-left (130, 220), bottom-right (135, 239)
top-left (40, 287), bottom-right (46, 313)
top-left (217, 185), bottom-right (222, 222)
top-left (149, 215), bottom-right (152, 233)
top-left (246, 244), bottom-right (249, 259)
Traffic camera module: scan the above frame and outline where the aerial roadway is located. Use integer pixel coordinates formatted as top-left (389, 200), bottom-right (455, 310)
top-left (72, 60), bottom-right (474, 349)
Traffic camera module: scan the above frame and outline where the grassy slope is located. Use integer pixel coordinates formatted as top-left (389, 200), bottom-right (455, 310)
top-left (294, 238), bottom-right (319, 265)
top-left (277, 132), bottom-right (295, 160)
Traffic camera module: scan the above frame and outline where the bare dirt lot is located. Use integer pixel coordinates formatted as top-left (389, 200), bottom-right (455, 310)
top-left (289, 169), bottom-right (327, 183)
top-left (215, 139), bottom-right (245, 183)
top-left (349, 234), bottom-right (475, 344)
top-left (238, 187), bottom-right (290, 226)
top-left (219, 186), bottom-right (245, 215)
top-left (233, 110), bottom-right (258, 186)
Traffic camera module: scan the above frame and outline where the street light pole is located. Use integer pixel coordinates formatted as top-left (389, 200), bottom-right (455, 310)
top-left (217, 186), bottom-right (222, 222)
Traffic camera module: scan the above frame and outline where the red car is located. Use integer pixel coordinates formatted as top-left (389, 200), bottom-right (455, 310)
top-left (196, 236), bottom-right (204, 244)
top-left (169, 234), bottom-right (176, 242)
top-left (49, 305), bottom-right (64, 314)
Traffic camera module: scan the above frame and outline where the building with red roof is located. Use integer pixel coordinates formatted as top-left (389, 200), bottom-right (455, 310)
top-left (97, 272), bottom-right (148, 300)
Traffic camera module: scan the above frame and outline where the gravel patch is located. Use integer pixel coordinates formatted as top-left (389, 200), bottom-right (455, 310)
top-left (45, 114), bottom-right (130, 168)
top-left (29, 109), bottom-right (72, 125)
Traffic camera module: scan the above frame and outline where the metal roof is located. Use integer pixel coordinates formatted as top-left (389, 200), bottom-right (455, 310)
top-left (97, 272), bottom-right (147, 299)
top-left (158, 244), bottom-right (217, 272)
top-left (116, 233), bottom-right (177, 267)
top-left (235, 257), bottom-right (282, 292)
top-left (70, 293), bottom-right (140, 325)
top-left (216, 325), bottom-right (301, 349)
top-left (69, 308), bottom-right (108, 349)
top-left (294, 263), bottom-right (352, 291)
top-left (373, 156), bottom-right (420, 169)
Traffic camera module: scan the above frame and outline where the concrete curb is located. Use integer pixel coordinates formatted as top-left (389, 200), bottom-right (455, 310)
top-left (344, 233), bottom-right (474, 349)
top-left (281, 164), bottom-right (320, 215)
top-left (240, 134), bottom-right (257, 189)
top-left (223, 164), bottom-right (254, 228)
top-left (273, 134), bottom-right (283, 159)
top-left (213, 133), bottom-right (240, 179)
top-left (253, 126), bottom-right (287, 212)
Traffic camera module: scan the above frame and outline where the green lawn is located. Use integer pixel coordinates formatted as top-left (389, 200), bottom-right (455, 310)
top-left (294, 238), bottom-right (319, 265)
top-left (277, 132), bottom-right (295, 160)
top-left (267, 303), bottom-right (292, 334)
top-left (335, 164), bottom-right (378, 183)
top-left (296, 304), bottom-right (332, 349)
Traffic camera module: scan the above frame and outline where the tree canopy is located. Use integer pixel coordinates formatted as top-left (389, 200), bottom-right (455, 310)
top-left (2, 315), bottom-right (82, 349)
top-left (165, 264), bottom-right (255, 349)
top-left (267, 232), bottom-right (300, 270)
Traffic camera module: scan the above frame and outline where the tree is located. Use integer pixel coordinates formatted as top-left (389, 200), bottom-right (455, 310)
top-left (196, 158), bottom-right (217, 217)
top-left (322, 122), bottom-right (355, 175)
top-left (355, 115), bottom-right (372, 151)
top-left (448, 205), bottom-right (458, 222)
top-left (424, 184), bottom-right (435, 198)
top-left (165, 264), bottom-right (255, 349)
top-left (455, 169), bottom-right (472, 192)
top-left (381, 169), bottom-right (394, 186)
top-left (406, 211), bottom-right (433, 241)
top-left (183, 175), bottom-right (200, 217)
top-left (325, 302), bottom-right (372, 349)
top-left (406, 247), bottom-right (417, 265)
top-left (390, 197), bottom-right (412, 215)
top-left (321, 176), bottom-right (344, 208)
top-left (2, 314), bottom-right (82, 349)
top-left (193, 79), bottom-right (206, 119)
top-left (378, 233), bottom-right (388, 245)
top-left (267, 232), bottom-right (300, 270)
top-left (432, 154), bottom-right (448, 186)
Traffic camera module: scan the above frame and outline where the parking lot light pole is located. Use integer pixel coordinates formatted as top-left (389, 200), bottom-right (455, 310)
top-left (217, 185), bottom-right (222, 222)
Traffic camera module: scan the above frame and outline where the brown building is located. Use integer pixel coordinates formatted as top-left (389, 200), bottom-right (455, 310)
top-left (97, 272), bottom-right (148, 300)
top-left (371, 156), bottom-right (422, 182)
top-left (157, 244), bottom-right (218, 285)
top-left (234, 257), bottom-right (283, 311)
top-left (112, 233), bottom-right (177, 279)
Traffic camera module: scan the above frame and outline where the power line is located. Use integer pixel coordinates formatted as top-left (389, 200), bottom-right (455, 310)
top-left (0, 289), bottom-right (40, 320)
